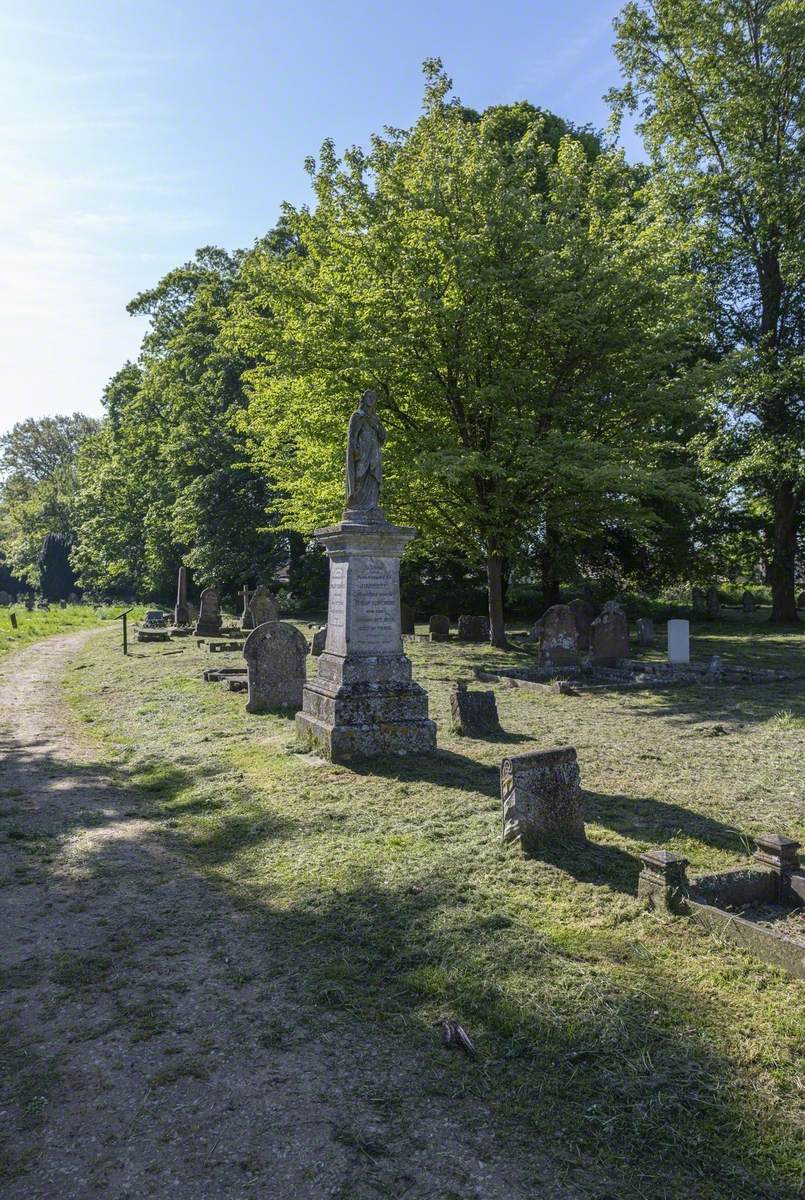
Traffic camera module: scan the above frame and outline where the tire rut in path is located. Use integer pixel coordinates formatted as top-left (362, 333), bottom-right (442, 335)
top-left (0, 632), bottom-right (576, 1200)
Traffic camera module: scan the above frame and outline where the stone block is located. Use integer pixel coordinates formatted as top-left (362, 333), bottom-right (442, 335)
top-left (539, 605), bottom-right (578, 667)
top-left (590, 610), bottom-right (629, 666)
top-left (450, 685), bottom-right (501, 737)
top-left (637, 849), bottom-right (689, 913)
top-left (429, 614), bottom-right (450, 642)
top-left (244, 620), bottom-right (308, 712)
top-left (667, 619), bottom-right (690, 664)
top-left (457, 614), bottom-right (489, 642)
top-left (501, 746), bottom-right (584, 849)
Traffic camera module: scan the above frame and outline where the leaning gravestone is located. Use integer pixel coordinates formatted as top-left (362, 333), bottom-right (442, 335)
top-left (501, 746), bottom-right (585, 850)
top-left (636, 617), bottom-right (655, 647)
top-left (457, 614), bottom-right (489, 642)
top-left (311, 625), bottom-right (327, 656)
top-left (194, 587), bottom-right (222, 637)
top-left (429, 614), bottom-right (450, 642)
top-left (539, 605), bottom-right (578, 667)
top-left (667, 619), bottom-right (690, 664)
top-left (707, 586), bottom-right (721, 617)
top-left (244, 621), bottom-right (308, 713)
top-left (450, 683), bottom-right (501, 737)
top-left (742, 591), bottom-right (755, 613)
top-left (568, 598), bottom-right (594, 651)
top-left (248, 585), bottom-right (278, 628)
top-left (0, 590), bottom-right (10, 606)
top-left (400, 602), bottom-right (415, 636)
top-left (295, 391), bottom-right (436, 761)
top-left (691, 586), bottom-right (706, 613)
top-left (590, 610), bottom-right (629, 666)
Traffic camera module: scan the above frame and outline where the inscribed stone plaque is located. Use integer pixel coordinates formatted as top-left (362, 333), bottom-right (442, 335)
top-left (325, 561), bottom-right (349, 656)
top-left (348, 557), bottom-right (400, 654)
top-left (501, 746), bottom-right (585, 849)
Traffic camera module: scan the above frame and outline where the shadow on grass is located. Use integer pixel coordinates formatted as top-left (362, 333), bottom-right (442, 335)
top-left (584, 789), bottom-right (746, 855)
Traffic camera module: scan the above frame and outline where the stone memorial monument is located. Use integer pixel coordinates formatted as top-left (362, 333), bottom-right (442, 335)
top-left (539, 604), bottom-right (579, 668)
top-left (296, 391), bottom-right (437, 762)
top-left (174, 565), bottom-right (190, 626)
top-left (429, 614), bottom-right (450, 642)
top-left (244, 620), bottom-right (308, 712)
top-left (194, 587), bottom-right (222, 637)
top-left (248, 585), bottom-right (278, 627)
top-left (636, 617), bottom-right (655, 647)
top-left (568, 597), bottom-right (594, 650)
top-left (501, 746), bottom-right (585, 850)
top-left (590, 609), bottom-right (629, 666)
top-left (667, 619), bottom-right (690, 664)
top-left (457, 614), bottom-right (490, 642)
top-left (450, 683), bottom-right (501, 737)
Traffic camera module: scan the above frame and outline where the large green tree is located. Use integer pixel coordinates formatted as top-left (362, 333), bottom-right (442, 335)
top-left (235, 63), bottom-right (705, 644)
top-left (611, 0), bottom-right (804, 621)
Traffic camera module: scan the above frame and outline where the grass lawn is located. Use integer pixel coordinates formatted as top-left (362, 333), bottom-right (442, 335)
top-left (63, 617), bottom-right (805, 1199)
top-left (0, 603), bottom-right (131, 659)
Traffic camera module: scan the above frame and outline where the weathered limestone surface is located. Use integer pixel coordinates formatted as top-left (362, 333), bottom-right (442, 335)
top-left (450, 685), bottom-right (500, 737)
top-left (247, 585), bottom-right (278, 628)
top-left (457, 615), bottom-right (489, 642)
top-left (429, 614), bottom-right (450, 642)
top-left (539, 605), bottom-right (578, 668)
top-left (194, 587), bottom-right (222, 637)
top-left (501, 746), bottom-right (585, 849)
top-left (174, 566), bottom-right (190, 626)
top-left (590, 610), bottom-right (629, 666)
top-left (244, 620), bottom-right (308, 713)
top-left (667, 619), bottom-right (690, 664)
top-left (636, 617), bottom-right (655, 647)
top-left (568, 598), bottom-right (594, 650)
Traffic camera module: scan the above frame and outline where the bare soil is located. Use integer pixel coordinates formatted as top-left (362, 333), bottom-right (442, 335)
top-left (0, 633), bottom-right (576, 1200)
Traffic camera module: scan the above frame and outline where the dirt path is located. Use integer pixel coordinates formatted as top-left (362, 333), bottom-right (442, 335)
top-left (0, 633), bottom-right (575, 1200)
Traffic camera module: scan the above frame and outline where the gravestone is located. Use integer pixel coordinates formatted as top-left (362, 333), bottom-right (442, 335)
top-left (194, 587), bottom-right (222, 637)
top-left (691, 587), bottom-right (706, 613)
top-left (400, 602), bottom-right (415, 636)
top-left (450, 683), bottom-right (501, 737)
top-left (59, 599), bottom-right (67, 609)
top-left (244, 621), bottom-right (308, 713)
top-left (742, 591), bottom-right (755, 613)
top-left (707, 586), bottom-right (721, 617)
top-left (0, 590), bottom-right (10, 606)
top-left (667, 619), bottom-right (690, 664)
top-left (247, 585), bottom-right (278, 628)
top-left (568, 598), bottom-right (594, 651)
top-left (602, 599), bottom-right (625, 615)
top-left (296, 391), bottom-right (436, 761)
top-left (636, 617), bottom-right (655, 647)
top-left (311, 625), bottom-right (327, 656)
top-left (501, 746), bottom-right (585, 849)
top-left (174, 566), bottom-right (190, 626)
top-left (24, 597), bottom-right (34, 611)
top-left (68, 591), bottom-right (80, 605)
top-left (187, 601), bottom-right (199, 623)
top-left (590, 610), bottom-right (629, 666)
top-left (457, 615), bottom-right (489, 642)
top-left (240, 585), bottom-right (253, 629)
top-left (539, 605), bottom-right (578, 668)
top-left (429, 614), bottom-right (450, 642)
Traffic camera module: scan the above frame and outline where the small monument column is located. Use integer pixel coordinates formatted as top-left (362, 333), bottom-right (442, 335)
top-left (296, 391), bottom-right (436, 762)
top-left (174, 566), bottom-right (190, 626)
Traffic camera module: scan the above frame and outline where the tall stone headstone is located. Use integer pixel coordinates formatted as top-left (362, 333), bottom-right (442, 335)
top-left (667, 619), bottom-right (690, 664)
top-left (296, 391), bottom-right (436, 762)
top-left (244, 621), bottom-right (308, 713)
top-left (457, 615), bottom-right (489, 642)
top-left (590, 610), bottom-right (629, 666)
top-left (248, 585), bottom-right (278, 628)
top-left (429, 614), bottom-right (450, 642)
top-left (501, 747), bottom-right (585, 849)
top-left (400, 602), bottom-right (415, 636)
top-left (707, 586), bottom-right (721, 617)
top-left (568, 598), bottom-right (594, 651)
top-left (539, 605), bottom-right (578, 668)
top-left (194, 587), bottom-right (222, 637)
top-left (691, 586), bottom-right (706, 613)
top-left (174, 566), bottom-right (190, 626)
top-left (636, 617), bottom-right (655, 647)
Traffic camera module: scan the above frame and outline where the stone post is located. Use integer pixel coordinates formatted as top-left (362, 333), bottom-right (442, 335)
top-left (753, 833), bottom-right (801, 903)
top-left (174, 566), bottom-right (190, 626)
top-left (638, 849), bottom-right (689, 913)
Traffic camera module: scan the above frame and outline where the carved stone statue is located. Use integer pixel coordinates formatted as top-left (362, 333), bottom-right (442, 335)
top-left (345, 390), bottom-right (386, 514)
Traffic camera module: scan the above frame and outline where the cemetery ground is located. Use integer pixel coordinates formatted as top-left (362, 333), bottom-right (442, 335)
top-left (1, 620), bottom-right (803, 1199)
top-left (0, 603), bottom-right (121, 659)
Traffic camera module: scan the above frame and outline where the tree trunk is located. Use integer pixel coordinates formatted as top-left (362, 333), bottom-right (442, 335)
top-left (769, 480), bottom-right (799, 623)
top-left (540, 525), bottom-right (561, 610)
top-left (486, 549), bottom-right (507, 647)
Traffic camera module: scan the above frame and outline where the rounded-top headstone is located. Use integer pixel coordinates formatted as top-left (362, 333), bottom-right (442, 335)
top-left (429, 614), bottom-right (450, 642)
top-left (243, 620), bottom-right (308, 712)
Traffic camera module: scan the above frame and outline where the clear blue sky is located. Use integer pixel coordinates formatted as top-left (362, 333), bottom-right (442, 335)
top-left (0, 0), bottom-right (641, 436)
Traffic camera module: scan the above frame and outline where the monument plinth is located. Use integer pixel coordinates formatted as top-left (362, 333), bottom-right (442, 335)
top-left (296, 393), bottom-right (436, 762)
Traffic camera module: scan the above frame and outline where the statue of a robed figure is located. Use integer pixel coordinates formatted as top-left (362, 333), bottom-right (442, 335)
top-left (345, 389), bottom-right (386, 516)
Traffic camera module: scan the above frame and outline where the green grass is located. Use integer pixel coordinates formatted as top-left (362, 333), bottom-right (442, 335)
top-left (0, 603), bottom-right (125, 659)
top-left (58, 618), bottom-right (805, 1199)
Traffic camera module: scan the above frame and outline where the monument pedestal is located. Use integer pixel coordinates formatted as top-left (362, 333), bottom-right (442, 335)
top-left (296, 516), bottom-right (436, 762)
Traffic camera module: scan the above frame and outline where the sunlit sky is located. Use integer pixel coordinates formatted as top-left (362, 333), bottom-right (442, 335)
top-left (0, 0), bottom-right (642, 437)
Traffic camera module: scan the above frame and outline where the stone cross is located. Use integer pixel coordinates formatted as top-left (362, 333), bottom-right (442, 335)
top-left (244, 621), bottom-right (308, 712)
top-left (501, 746), bottom-right (585, 850)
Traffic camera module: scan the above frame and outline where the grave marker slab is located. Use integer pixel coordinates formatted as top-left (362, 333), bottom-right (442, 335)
top-left (194, 587), bottom-right (222, 637)
top-left (429, 614), bottom-right (450, 642)
top-left (311, 625), bottom-right (327, 656)
top-left (245, 620), bottom-right (308, 712)
top-left (501, 746), bottom-right (585, 849)
top-left (590, 610), bottom-right (629, 666)
top-left (450, 685), bottom-right (500, 737)
top-left (457, 615), bottom-right (489, 642)
top-left (568, 598), bottom-right (594, 650)
top-left (636, 617), bottom-right (655, 647)
top-left (667, 619), bottom-right (690, 664)
top-left (539, 605), bottom-right (578, 667)
top-left (247, 584), bottom-right (278, 628)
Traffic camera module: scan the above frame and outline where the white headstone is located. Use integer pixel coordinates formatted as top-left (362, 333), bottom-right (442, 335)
top-left (667, 619), bottom-right (690, 664)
